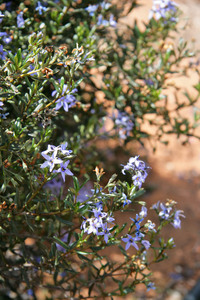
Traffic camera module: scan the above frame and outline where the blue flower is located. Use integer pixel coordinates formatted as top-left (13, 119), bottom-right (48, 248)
top-left (40, 152), bottom-right (63, 172)
top-left (121, 193), bottom-right (132, 207)
top-left (17, 11), bottom-right (25, 28)
top-left (122, 234), bottom-right (140, 250)
top-left (85, 4), bottom-right (99, 16)
top-left (54, 160), bottom-right (73, 182)
top-left (149, 0), bottom-right (178, 21)
top-left (159, 203), bottom-right (172, 220)
top-left (171, 210), bottom-right (185, 229)
top-left (36, 1), bottom-right (47, 15)
top-left (115, 111), bottom-right (134, 139)
top-left (147, 282), bottom-right (156, 291)
top-left (0, 45), bottom-right (6, 60)
top-left (52, 85), bottom-right (77, 112)
top-left (141, 240), bottom-right (151, 250)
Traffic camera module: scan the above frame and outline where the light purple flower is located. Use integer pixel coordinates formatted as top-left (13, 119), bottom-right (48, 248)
top-left (149, 0), bottom-right (178, 21)
top-left (145, 220), bottom-right (156, 232)
top-left (171, 210), bottom-right (185, 229)
top-left (96, 223), bottom-right (112, 243)
top-left (147, 282), bottom-right (156, 291)
top-left (40, 152), bottom-right (63, 172)
top-left (17, 11), bottom-right (25, 28)
top-left (85, 4), bottom-right (99, 16)
top-left (159, 203), bottom-right (172, 220)
top-left (139, 206), bottom-right (148, 218)
top-left (141, 240), bottom-right (151, 250)
top-left (0, 112), bottom-right (9, 119)
top-left (115, 111), bottom-right (134, 139)
top-left (122, 234), bottom-right (140, 250)
top-left (0, 45), bottom-right (6, 60)
top-left (36, 1), bottom-right (47, 15)
top-left (52, 85), bottom-right (77, 112)
top-left (121, 193), bottom-right (132, 207)
top-left (54, 160), bottom-right (73, 182)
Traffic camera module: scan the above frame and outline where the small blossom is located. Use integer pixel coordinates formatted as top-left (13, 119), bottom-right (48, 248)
top-left (17, 11), bottom-right (25, 28)
top-left (115, 111), bottom-right (134, 139)
top-left (54, 160), bottom-right (73, 182)
top-left (147, 282), bottom-right (156, 291)
top-left (96, 223), bottom-right (112, 243)
top-left (145, 220), bottom-right (156, 232)
top-left (159, 203), bottom-right (172, 220)
top-left (171, 210), bottom-right (185, 229)
top-left (122, 234), bottom-right (140, 250)
top-left (85, 4), bottom-right (99, 16)
top-left (121, 193), bottom-right (131, 207)
top-left (0, 45), bottom-right (6, 60)
top-left (149, 0), bottom-right (178, 21)
top-left (141, 240), bottom-right (151, 250)
top-left (0, 112), bottom-right (9, 119)
top-left (139, 206), bottom-right (148, 218)
top-left (40, 152), bottom-right (63, 172)
top-left (36, 1), bottom-right (47, 15)
top-left (52, 85), bottom-right (77, 112)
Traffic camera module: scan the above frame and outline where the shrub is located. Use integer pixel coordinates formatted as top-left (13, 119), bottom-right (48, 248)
top-left (0, 0), bottom-right (197, 299)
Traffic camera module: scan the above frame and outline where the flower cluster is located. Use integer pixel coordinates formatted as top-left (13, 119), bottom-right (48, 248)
top-left (149, 0), bottom-right (178, 21)
top-left (40, 143), bottom-right (73, 181)
top-left (81, 202), bottom-right (115, 243)
top-left (121, 156), bottom-right (150, 189)
top-left (152, 201), bottom-right (185, 229)
top-left (85, 2), bottom-right (116, 27)
top-left (52, 85), bottom-right (78, 112)
top-left (114, 111), bottom-right (134, 139)
top-left (122, 206), bottom-right (151, 250)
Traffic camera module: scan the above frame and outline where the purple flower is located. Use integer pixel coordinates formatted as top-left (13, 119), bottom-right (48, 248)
top-left (2, 35), bottom-right (12, 44)
top-left (0, 112), bottom-right (9, 119)
top-left (96, 223), bottom-right (112, 243)
top-left (132, 172), bottom-right (145, 189)
top-left (139, 206), bottom-right (148, 218)
top-left (149, 0), bottom-right (178, 21)
top-left (40, 152), bottom-right (63, 172)
top-left (36, 1), bottom-right (47, 15)
top-left (121, 193), bottom-right (131, 207)
top-left (147, 282), bottom-right (156, 291)
top-left (54, 160), bottom-right (73, 182)
top-left (0, 101), bottom-right (4, 110)
top-left (85, 4), bottom-right (99, 16)
top-left (115, 111), bottom-right (134, 139)
top-left (97, 14), bottom-right (117, 27)
top-left (122, 234), bottom-right (140, 250)
top-left (108, 14), bottom-right (117, 27)
top-left (159, 203), bottom-right (172, 220)
top-left (0, 45), bottom-right (6, 60)
top-left (52, 85), bottom-right (77, 112)
top-left (145, 220), bottom-right (156, 232)
top-left (141, 240), bottom-right (151, 250)
top-left (100, 2), bottom-right (111, 10)
top-left (17, 11), bottom-right (25, 28)
top-left (171, 210), bottom-right (185, 229)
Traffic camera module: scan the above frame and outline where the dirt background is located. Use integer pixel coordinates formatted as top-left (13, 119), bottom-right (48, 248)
top-left (118, 1), bottom-right (200, 299)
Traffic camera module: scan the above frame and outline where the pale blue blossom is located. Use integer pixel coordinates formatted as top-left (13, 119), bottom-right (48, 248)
top-left (53, 161), bottom-right (73, 182)
top-left (40, 152), bottom-right (63, 172)
top-left (122, 234), bottom-right (140, 250)
top-left (36, 1), bottom-right (47, 15)
top-left (17, 11), bottom-right (25, 28)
